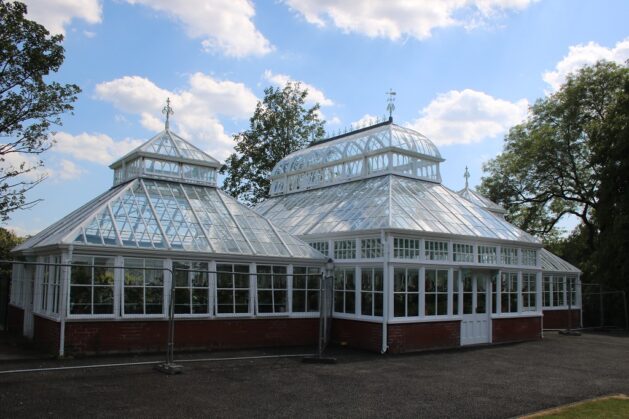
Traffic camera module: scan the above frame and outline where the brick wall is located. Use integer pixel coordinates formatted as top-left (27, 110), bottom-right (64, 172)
top-left (387, 321), bottom-right (460, 353)
top-left (7, 305), bottom-right (23, 335)
top-left (542, 309), bottom-right (581, 329)
top-left (331, 318), bottom-right (382, 352)
top-left (64, 317), bottom-right (319, 355)
top-left (33, 315), bottom-right (61, 355)
top-left (492, 316), bottom-right (541, 344)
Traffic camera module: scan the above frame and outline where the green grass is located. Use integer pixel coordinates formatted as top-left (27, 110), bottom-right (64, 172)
top-left (537, 396), bottom-right (629, 418)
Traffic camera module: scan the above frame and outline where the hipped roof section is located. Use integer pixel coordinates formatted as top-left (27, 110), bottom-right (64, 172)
top-left (14, 178), bottom-right (325, 259)
top-left (110, 129), bottom-right (221, 169)
top-left (255, 175), bottom-right (540, 244)
top-left (540, 248), bottom-right (581, 274)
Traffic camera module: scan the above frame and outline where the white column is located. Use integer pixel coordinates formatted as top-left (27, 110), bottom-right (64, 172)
top-left (209, 260), bottom-right (216, 317)
top-left (354, 265), bottom-right (361, 315)
top-left (447, 268), bottom-right (453, 316)
top-left (250, 262), bottom-right (257, 315)
top-left (419, 267), bottom-right (426, 317)
top-left (114, 255), bottom-right (124, 318)
top-left (163, 258), bottom-right (173, 319)
top-left (536, 271), bottom-right (543, 313)
top-left (496, 270), bottom-right (502, 314)
top-left (287, 264), bottom-right (293, 316)
top-left (58, 247), bottom-right (73, 357)
top-left (517, 271), bottom-right (523, 313)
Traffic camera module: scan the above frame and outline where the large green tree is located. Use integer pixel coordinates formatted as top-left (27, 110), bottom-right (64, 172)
top-left (221, 82), bottom-right (325, 205)
top-left (591, 70), bottom-right (629, 293)
top-left (0, 1), bottom-right (80, 221)
top-left (480, 61), bottom-right (628, 248)
top-left (480, 60), bottom-right (629, 302)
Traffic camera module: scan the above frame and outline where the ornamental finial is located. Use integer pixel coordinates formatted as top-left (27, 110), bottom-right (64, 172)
top-left (464, 166), bottom-right (470, 189)
top-left (386, 88), bottom-right (396, 120)
top-left (162, 97), bottom-right (174, 130)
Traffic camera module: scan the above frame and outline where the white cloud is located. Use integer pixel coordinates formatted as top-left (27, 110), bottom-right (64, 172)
top-left (351, 114), bottom-right (379, 128)
top-left (52, 132), bottom-right (143, 165)
top-left (4, 224), bottom-right (42, 237)
top-left (327, 116), bottom-right (341, 125)
top-left (283, 0), bottom-right (534, 41)
top-left (124, 0), bottom-right (272, 57)
top-left (22, 0), bottom-right (101, 35)
top-left (409, 89), bottom-right (528, 145)
top-left (47, 159), bottom-right (85, 181)
top-left (0, 152), bottom-right (43, 182)
top-left (95, 73), bottom-right (259, 161)
top-left (543, 38), bottom-right (629, 91)
top-left (263, 70), bottom-right (334, 106)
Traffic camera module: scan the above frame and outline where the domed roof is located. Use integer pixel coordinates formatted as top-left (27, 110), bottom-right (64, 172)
top-left (271, 119), bottom-right (442, 177)
top-left (269, 119), bottom-right (444, 196)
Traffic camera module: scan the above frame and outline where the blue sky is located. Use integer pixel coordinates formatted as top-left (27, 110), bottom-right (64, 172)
top-left (5, 0), bottom-right (629, 236)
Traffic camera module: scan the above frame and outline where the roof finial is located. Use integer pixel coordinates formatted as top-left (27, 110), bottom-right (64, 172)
top-left (162, 97), bottom-right (174, 130)
top-left (464, 166), bottom-right (470, 189)
top-left (386, 88), bottom-right (396, 121)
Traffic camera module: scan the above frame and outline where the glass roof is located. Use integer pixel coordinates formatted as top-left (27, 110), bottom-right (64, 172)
top-left (540, 249), bottom-right (581, 273)
top-left (270, 120), bottom-right (443, 179)
top-left (16, 179), bottom-right (323, 259)
top-left (457, 187), bottom-right (507, 215)
top-left (110, 130), bottom-right (220, 169)
top-left (256, 175), bottom-right (540, 244)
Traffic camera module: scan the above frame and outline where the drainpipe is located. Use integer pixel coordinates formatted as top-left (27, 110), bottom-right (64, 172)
top-left (381, 230), bottom-right (389, 354)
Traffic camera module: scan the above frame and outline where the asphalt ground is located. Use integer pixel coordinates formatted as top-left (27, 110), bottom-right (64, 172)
top-left (0, 332), bottom-right (628, 418)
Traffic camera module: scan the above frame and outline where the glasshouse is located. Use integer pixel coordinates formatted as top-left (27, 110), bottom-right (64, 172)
top-left (7, 114), bottom-right (581, 355)
top-left (256, 117), bottom-right (582, 353)
top-left (8, 124), bottom-right (327, 355)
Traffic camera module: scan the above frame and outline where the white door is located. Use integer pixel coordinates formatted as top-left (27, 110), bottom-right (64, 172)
top-left (460, 271), bottom-right (491, 345)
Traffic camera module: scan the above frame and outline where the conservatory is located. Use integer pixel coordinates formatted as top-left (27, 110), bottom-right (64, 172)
top-left (255, 117), bottom-right (582, 353)
top-left (8, 126), bottom-right (327, 355)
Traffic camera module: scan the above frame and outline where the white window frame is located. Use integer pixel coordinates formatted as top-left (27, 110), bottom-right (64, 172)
top-left (256, 264), bottom-right (289, 316)
top-left (172, 260), bottom-right (212, 317)
top-left (215, 262), bottom-right (252, 317)
top-left (359, 267), bottom-right (384, 318)
top-left (121, 257), bottom-right (166, 318)
top-left (67, 255), bottom-right (116, 319)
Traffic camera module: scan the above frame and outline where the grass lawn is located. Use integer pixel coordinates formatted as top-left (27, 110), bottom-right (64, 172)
top-left (528, 395), bottom-right (629, 418)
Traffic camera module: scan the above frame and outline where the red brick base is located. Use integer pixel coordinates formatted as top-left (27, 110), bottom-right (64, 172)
top-left (7, 305), bottom-right (24, 335)
top-left (63, 317), bottom-right (319, 355)
top-left (543, 309), bottom-right (581, 329)
top-left (33, 315), bottom-right (61, 354)
top-left (492, 316), bottom-right (542, 344)
top-left (331, 318), bottom-right (382, 352)
top-left (387, 321), bottom-right (460, 353)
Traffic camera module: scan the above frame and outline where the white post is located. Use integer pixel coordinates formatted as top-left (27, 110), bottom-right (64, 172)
top-left (58, 247), bottom-right (73, 357)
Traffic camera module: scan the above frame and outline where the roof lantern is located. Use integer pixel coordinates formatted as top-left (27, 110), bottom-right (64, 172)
top-left (269, 117), bottom-right (444, 196)
top-left (109, 98), bottom-right (221, 187)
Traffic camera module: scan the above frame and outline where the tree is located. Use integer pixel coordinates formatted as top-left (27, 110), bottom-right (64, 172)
top-left (221, 82), bottom-right (325, 205)
top-left (592, 71), bottom-right (629, 293)
top-left (0, 1), bottom-right (80, 221)
top-left (479, 61), bottom-right (629, 249)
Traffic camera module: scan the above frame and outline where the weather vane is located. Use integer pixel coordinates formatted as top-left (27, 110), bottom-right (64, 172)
top-left (464, 166), bottom-right (470, 189)
top-left (386, 88), bottom-right (396, 120)
top-left (162, 97), bottom-right (174, 130)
